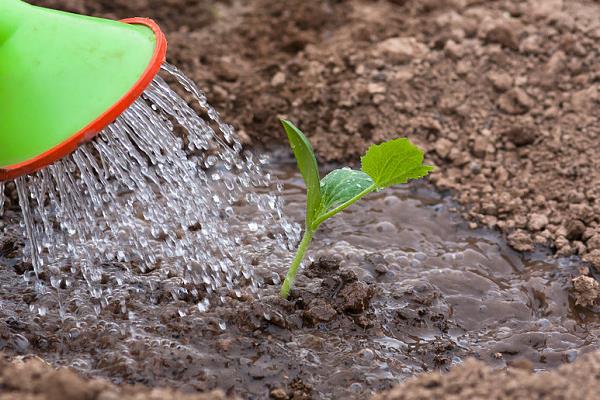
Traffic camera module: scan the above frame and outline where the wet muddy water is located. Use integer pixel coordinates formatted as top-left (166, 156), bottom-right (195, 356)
top-left (0, 156), bottom-right (599, 399)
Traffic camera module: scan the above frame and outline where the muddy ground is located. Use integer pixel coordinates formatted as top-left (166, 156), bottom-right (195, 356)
top-left (3, 351), bottom-right (600, 400)
top-left (9, 0), bottom-right (600, 399)
top-left (2, 162), bottom-right (599, 399)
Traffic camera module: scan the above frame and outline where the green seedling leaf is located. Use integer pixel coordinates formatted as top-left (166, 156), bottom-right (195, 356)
top-left (312, 168), bottom-right (375, 229)
top-left (361, 138), bottom-right (434, 189)
top-left (279, 123), bottom-right (434, 300)
top-left (319, 168), bottom-right (374, 213)
top-left (281, 120), bottom-right (321, 226)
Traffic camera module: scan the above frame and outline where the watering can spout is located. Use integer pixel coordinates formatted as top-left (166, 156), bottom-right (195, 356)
top-left (0, 0), bottom-right (167, 181)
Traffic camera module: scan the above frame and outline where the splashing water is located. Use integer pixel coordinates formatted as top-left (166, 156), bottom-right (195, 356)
top-left (0, 182), bottom-right (6, 217)
top-left (8, 64), bottom-right (300, 317)
top-left (0, 182), bottom-right (5, 217)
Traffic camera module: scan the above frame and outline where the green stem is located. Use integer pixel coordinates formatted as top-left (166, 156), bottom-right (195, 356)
top-left (280, 228), bottom-right (314, 299)
top-left (310, 183), bottom-right (377, 229)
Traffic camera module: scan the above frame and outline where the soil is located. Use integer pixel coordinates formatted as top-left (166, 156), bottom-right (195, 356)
top-left (3, 353), bottom-right (600, 400)
top-left (31, 0), bottom-right (600, 263)
top-left (2, 162), bottom-right (600, 399)
top-left (0, 354), bottom-right (233, 400)
top-left (3, 352), bottom-right (600, 400)
top-left (8, 0), bottom-right (600, 399)
top-left (373, 352), bottom-right (600, 400)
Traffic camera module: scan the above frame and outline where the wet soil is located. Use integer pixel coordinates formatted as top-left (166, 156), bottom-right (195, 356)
top-left (9, 0), bottom-right (600, 398)
top-left (30, 0), bottom-right (600, 263)
top-left (3, 351), bottom-right (600, 400)
top-left (1, 159), bottom-right (599, 399)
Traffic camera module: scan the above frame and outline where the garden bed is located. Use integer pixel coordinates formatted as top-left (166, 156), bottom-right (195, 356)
top-left (6, 0), bottom-right (600, 399)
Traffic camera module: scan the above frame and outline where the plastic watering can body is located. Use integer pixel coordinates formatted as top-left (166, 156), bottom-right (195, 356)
top-left (0, 0), bottom-right (167, 180)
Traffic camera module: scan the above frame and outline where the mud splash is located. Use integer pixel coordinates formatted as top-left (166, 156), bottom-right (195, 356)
top-left (0, 157), bottom-right (598, 399)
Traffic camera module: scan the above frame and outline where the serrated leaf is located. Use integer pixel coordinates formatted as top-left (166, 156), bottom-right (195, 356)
top-left (318, 168), bottom-right (374, 215)
top-left (281, 120), bottom-right (321, 225)
top-left (361, 138), bottom-right (434, 189)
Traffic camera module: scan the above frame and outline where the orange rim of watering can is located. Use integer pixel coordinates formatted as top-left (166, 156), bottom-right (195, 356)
top-left (0, 18), bottom-right (167, 182)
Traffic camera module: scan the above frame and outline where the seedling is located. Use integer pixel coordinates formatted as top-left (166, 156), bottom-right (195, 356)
top-left (279, 120), bottom-right (434, 299)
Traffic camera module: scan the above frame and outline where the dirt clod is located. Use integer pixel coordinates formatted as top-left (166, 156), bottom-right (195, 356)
top-left (508, 230), bottom-right (534, 252)
top-left (583, 250), bottom-right (600, 270)
top-left (527, 213), bottom-right (548, 232)
top-left (270, 388), bottom-right (288, 400)
top-left (572, 276), bottom-right (600, 307)
top-left (338, 281), bottom-right (374, 313)
top-left (566, 219), bottom-right (586, 241)
top-left (304, 299), bottom-right (337, 324)
top-left (501, 124), bottom-right (536, 146)
top-left (488, 71), bottom-right (513, 92)
top-left (305, 256), bottom-right (341, 279)
top-left (375, 37), bottom-right (428, 64)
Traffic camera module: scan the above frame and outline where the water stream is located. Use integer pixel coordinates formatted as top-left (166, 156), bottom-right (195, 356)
top-left (3, 64), bottom-right (299, 318)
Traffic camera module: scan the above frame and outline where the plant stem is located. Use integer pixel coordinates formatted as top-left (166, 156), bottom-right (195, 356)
top-left (280, 228), bottom-right (314, 299)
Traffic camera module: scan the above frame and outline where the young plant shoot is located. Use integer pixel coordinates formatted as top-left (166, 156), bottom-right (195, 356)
top-left (279, 120), bottom-right (434, 299)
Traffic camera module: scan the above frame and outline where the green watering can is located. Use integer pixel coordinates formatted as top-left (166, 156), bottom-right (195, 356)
top-left (0, 0), bottom-right (167, 181)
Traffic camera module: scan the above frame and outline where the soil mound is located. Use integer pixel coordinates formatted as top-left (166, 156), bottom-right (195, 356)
top-left (0, 354), bottom-right (233, 400)
top-left (373, 352), bottom-right (600, 400)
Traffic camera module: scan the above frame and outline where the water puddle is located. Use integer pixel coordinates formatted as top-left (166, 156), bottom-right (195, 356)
top-left (1, 153), bottom-right (598, 399)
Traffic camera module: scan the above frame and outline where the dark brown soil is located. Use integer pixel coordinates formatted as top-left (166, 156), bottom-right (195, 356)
top-left (12, 0), bottom-right (600, 399)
